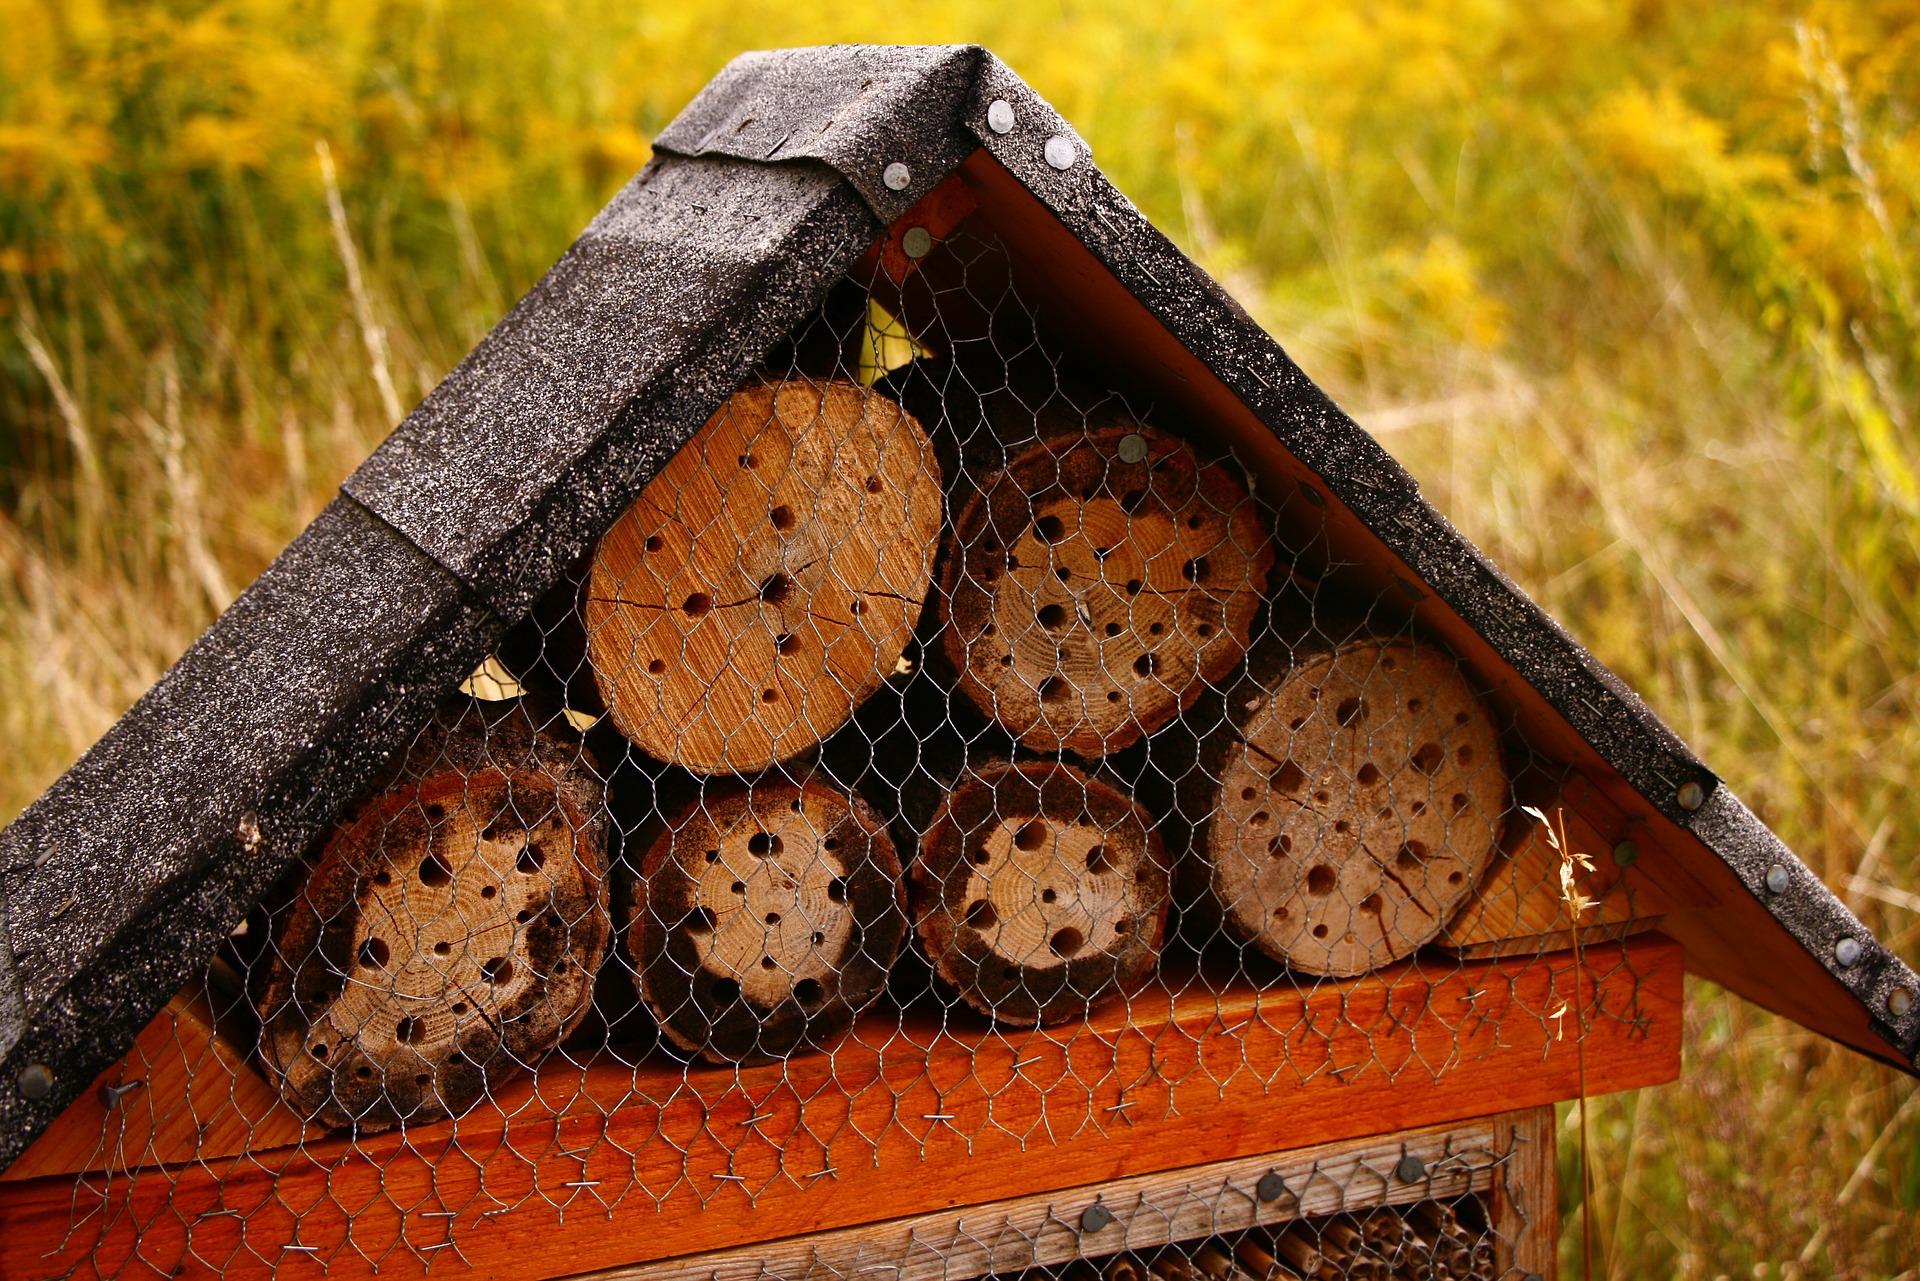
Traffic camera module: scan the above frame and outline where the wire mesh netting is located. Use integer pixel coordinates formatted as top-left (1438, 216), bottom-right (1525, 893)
top-left (27, 228), bottom-right (1656, 1278)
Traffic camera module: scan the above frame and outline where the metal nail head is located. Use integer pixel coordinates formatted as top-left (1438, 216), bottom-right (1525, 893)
top-left (1393, 1153), bottom-right (1427, 1183)
top-left (1117, 432), bottom-right (1149, 463)
top-left (1080, 1202), bottom-right (1114, 1232)
top-left (1676, 780), bottom-right (1705, 812)
top-left (1612, 839), bottom-right (1639, 869)
top-left (1834, 937), bottom-right (1863, 968)
top-left (987, 99), bottom-right (1017, 134)
top-left (1889, 987), bottom-right (1915, 1018)
top-left (901, 226), bottom-right (933, 260)
top-left (883, 162), bottom-right (912, 192)
top-left (1765, 864), bottom-right (1790, 894)
top-left (1255, 1170), bottom-right (1288, 1203)
top-left (1044, 135), bottom-right (1077, 170)
top-left (17, 1063), bottom-right (54, 1101)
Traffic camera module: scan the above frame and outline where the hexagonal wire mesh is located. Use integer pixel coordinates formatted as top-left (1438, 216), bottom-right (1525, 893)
top-left (34, 230), bottom-right (1653, 1277)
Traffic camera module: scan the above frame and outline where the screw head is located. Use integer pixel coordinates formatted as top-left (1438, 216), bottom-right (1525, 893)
top-left (901, 226), bottom-right (933, 260)
top-left (1080, 1202), bottom-right (1114, 1233)
top-left (1889, 987), bottom-right (1915, 1018)
top-left (987, 98), bottom-right (1017, 134)
top-left (1255, 1170), bottom-right (1288, 1203)
top-left (1835, 937), bottom-right (1863, 968)
top-left (1117, 432), bottom-right (1149, 464)
top-left (1612, 839), bottom-right (1639, 869)
top-left (17, 1063), bottom-right (53, 1101)
top-left (1765, 864), bottom-right (1791, 894)
top-left (1676, 780), bottom-right (1705, 812)
top-left (1393, 1153), bottom-right (1426, 1183)
top-left (1044, 135), bottom-right (1078, 171)
top-left (882, 162), bottom-right (912, 192)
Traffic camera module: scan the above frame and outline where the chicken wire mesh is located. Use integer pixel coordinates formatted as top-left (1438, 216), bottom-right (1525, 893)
top-left (28, 228), bottom-right (1652, 1278)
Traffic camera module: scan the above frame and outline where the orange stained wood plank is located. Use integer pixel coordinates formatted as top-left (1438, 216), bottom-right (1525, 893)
top-left (1438, 766), bottom-right (1718, 960)
top-left (0, 935), bottom-right (1682, 1281)
top-left (947, 148), bottom-right (1906, 1073)
top-left (3, 989), bottom-right (312, 1184)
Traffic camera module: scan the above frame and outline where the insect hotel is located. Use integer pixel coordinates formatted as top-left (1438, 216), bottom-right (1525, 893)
top-left (1, 45), bottom-right (1914, 1281)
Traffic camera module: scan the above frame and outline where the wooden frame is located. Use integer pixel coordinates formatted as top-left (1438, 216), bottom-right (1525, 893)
top-left (0, 939), bottom-right (1668, 1279)
top-left (576, 1108), bottom-right (1559, 1281)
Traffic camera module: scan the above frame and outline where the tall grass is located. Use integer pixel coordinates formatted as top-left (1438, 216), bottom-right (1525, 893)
top-left (2, 2), bottom-right (1916, 1274)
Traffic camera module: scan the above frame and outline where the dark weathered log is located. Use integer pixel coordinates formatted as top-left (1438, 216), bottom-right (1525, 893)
top-left (626, 777), bottom-right (908, 1063)
top-left (1174, 634), bottom-right (1508, 976)
top-left (939, 420), bottom-right (1274, 758)
top-left (584, 377), bottom-right (943, 775)
top-left (255, 707), bottom-right (610, 1131)
top-left (911, 758), bottom-right (1170, 1027)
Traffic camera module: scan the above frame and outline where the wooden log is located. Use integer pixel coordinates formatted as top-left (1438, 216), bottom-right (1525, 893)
top-left (1104, 1257), bottom-right (1148, 1281)
top-left (1179, 636), bottom-right (1508, 976)
top-left (255, 709), bottom-right (610, 1131)
top-left (584, 377), bottom-right (943, 775)
top-left (627, 777), bottom-right (909, 1063)
top-left (939, 420), bottom-right (1274, 758)
top-left (912, 759), bottom-right (1171, 1026)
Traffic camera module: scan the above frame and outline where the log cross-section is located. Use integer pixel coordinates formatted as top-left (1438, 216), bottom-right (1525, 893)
top-left (585, 378), bottom-right (943, 775)
top-left (254, 717), bottom-right (611, 1132)
top-left (628, 779), bottom-right (909, 1063)
top-left (941, 423), bottom-right (1274, 758)
top-left (913, 759), bottom-right (1170, 1025)
top-left (1188, 638), bottom-right (1507, 976)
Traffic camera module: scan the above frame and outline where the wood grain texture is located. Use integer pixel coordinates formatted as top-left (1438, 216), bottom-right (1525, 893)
top-left (1438, 766), bottom-right (1715, 960)
top-left (1, 989), bottom-right (311, 1184)
top-left (584, 378), bottom-right (942, 775)
top-left (940, 423), bottom-right (1273, 758)
top-left (1184, 637), bottom-right (1507, 977)
top-left (255, 717), bottom-right (611, 1132)
top-left (912, 758), bottom-right (1170, 1026)
top-left (575, 1115), bottom-right (1512, 1281)
top-left (1487, 1106), bottom-right (1556, 1280)
top-left (0, 936), bottom-right (1682, 1280)
top-left (933, 154), bottom-right (1920, 1072)
top-left (628, 778), bottom-right (908, 1063)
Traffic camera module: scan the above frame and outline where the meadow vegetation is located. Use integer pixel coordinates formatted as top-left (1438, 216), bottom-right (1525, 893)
top-left (2, 2), bottom-right (1916, 1274)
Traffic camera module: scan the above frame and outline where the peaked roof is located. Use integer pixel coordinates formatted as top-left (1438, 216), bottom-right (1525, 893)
top-left (1, 43), bottom-right (1914, 1168)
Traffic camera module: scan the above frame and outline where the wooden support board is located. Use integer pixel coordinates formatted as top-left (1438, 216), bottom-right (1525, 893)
top-left (0, 937), bottom-right (1679, 1280)
top-left (573, 1110), bottom-right (1552, 1281)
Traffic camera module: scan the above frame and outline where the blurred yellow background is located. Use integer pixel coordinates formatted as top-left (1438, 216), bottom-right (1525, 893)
top-left (1, 2), bottom-right (1916, 1274)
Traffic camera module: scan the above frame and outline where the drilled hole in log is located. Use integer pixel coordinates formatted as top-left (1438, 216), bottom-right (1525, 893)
top-left (1037, 603), bottom-right (1070, 631)
top-left (396, 1017), bottom-right (423, 1044)
top-left (770, 504), bottom-right (795, 531)
top-left (516, 844), bottom-right (544, 874)
top-left (1306, 866), bottom-right (1337, 897)
top-left (682, 592), bottom-right (711, 618)
top-left (418, 852), bottom-right (452, 887)
top-left (359, 937), bottom-right (390, 969)
top-left (1050, 927), bottom-right (1085, 959)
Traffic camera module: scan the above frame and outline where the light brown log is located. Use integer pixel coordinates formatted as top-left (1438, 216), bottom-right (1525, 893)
top-left (584, 377), bottom-right (942, 775)
top-left (627, 778), bottom-right (909, 1064)
top-left (1105, 1257), bottom-right (1148, 1281)
top-left (912, 759), bottom-right (1170, 1026)
top-left (255, 710), bottom-right (610, 1131)
top-left (1183, 636), bottom-right (1508, 976)
top-left (940, 421), bottom-right (1274, 758)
